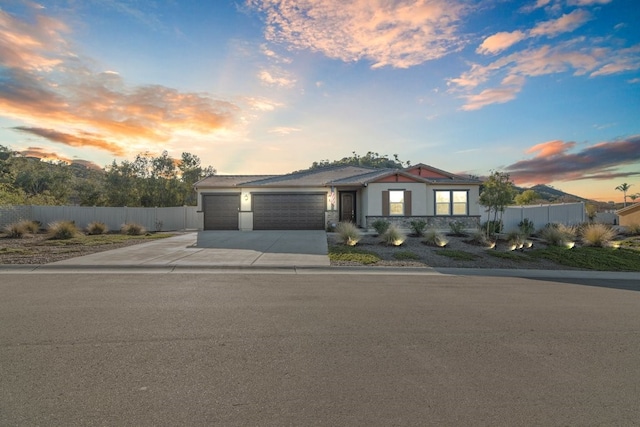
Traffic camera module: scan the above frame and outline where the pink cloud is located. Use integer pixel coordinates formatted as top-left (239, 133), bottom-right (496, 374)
top-left (477, 31), bottom-right (527, 55)
top-left (506, 136), bottom-right (640, 185)
top-left (530, 9), bottom-right (592, 38)
top-left (525, 140), bottom-right (576, 158)
top-left (249, 0), bottom-right (466, 69)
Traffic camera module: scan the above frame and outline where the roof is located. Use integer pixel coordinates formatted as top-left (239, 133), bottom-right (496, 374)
top-left (194, 164), bottom-right (481, 189)
top-left (616, 202), bottom-right (640, 216)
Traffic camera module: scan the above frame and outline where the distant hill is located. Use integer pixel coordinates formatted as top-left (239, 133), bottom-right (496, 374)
top-left (528, 184), bottom-right (589, 202)
top-left (514, 184), bottom-right (614, 210)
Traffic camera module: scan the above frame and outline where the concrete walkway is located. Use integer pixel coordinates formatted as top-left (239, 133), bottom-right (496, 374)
top-left (48, 231), bottom-right (330, 268)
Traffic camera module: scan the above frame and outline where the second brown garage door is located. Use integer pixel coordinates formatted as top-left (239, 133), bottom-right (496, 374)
top-left (253, 193), bottom-right (325, 230)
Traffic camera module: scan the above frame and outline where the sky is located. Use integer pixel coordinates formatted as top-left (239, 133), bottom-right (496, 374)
top-left (0, 0), bottom-right (639, 203)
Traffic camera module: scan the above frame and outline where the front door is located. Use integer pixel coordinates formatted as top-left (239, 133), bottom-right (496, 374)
top-left (340, 192), bottom-right (356, 222)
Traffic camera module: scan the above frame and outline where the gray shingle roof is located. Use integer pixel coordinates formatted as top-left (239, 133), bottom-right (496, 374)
top-left (194, 164), bottom-right (481, 189)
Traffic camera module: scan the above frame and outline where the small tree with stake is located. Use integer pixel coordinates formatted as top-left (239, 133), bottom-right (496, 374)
top-left (479, 171), bottom-right (516, 238)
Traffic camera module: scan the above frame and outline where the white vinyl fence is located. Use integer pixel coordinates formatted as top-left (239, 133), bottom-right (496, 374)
top-left (482, 202), bottom-right (586, 232)
top-left (0, 205), bottom-right (200, 231)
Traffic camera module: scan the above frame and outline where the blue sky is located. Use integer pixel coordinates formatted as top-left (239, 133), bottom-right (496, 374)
top-left (0, 0), bottom-right (639, 202)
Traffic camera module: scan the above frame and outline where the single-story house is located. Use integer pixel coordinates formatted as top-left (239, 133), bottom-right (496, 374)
top-left (193, 163), bottom-right (482, 231)
top-left (616, 202), bottom-right (640, 227)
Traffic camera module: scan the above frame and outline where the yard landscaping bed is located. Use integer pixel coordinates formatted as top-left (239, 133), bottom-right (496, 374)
top-left (328, 232), bottom-right (640, 271)
top-left (0, 232), bottom-right (174, 264)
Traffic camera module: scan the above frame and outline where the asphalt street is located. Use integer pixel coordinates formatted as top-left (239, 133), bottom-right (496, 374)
top-left (1, 272), bottom-right (639, 426)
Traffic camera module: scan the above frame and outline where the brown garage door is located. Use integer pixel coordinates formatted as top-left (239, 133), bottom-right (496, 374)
top-left (203, 194), bottom-right (240, 230)
top-left (253, 193), bottom-right (325, 230)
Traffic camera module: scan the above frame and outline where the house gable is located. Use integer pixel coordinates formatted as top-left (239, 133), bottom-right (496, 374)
top-left (371, 173), bottom-right (425, 184)
top-left (405, 164), bottom-right (451, 179)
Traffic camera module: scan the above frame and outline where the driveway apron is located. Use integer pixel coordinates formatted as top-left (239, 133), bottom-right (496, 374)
top-left (49, 231), bottom-right (329, 267)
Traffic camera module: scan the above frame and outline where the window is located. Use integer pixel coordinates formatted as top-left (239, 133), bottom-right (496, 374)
top-left (389, 190), bottom-right (404, 216)
top-left (435, 190), bottom-right (468, 216)
top-left (382, 190), bottom-right (411, 216)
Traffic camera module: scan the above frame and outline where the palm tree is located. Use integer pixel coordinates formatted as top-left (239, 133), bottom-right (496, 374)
top-left (615, 183), bottom-right (633, 207)
top-left (629, 193), bottom-right (639, 204)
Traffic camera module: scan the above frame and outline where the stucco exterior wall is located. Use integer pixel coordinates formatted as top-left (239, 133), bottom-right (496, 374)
top-left (364, 183), bottom-right (429, 216)
top-left (426, 184), bottom-right (481, 216)
top-left (618, 205), bottom-right (640, 227)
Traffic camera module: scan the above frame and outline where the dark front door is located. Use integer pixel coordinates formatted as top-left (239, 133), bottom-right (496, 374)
top-left (340, 192), bottom-right (356, 222)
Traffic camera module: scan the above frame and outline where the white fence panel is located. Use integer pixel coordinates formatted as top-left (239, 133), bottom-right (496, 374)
top-left (482, 203), bottom-right (586, 232)
top-left (0, 205), bottom-right (199, 231)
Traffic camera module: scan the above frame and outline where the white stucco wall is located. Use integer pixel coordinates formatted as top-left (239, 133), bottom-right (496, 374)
top-left (364, 183), bottom-right (429, 216)
top-left (427, 184), bottom-right (481, 216)
top-left (362, 183), bottom-right (481, 217)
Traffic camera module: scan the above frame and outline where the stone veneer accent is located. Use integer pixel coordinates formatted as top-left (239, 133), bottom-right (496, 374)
top-left (365, 216), bottom-right (480, 231)
top-left (325, 211), bottom-right (339, 229)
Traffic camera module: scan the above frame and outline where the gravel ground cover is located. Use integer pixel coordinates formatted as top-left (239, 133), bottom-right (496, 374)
top-left (328, 232), bottom-right (575, 270)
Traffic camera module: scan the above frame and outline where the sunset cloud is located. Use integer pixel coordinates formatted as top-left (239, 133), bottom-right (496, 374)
top-left (506, 136), bottom-right (640, 184)
top-left (249, 0), bottom-right (466, 68)
top-left (12, 127), bottom-right (126, 156)
top-left (0, 6), bottom-right (241, 159)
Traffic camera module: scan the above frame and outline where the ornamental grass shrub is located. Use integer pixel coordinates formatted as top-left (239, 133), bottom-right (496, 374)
top-left (380, 224), bottom-right (406, 246)
top-left (121, 223), bottom-right (146, 236)
top-left (3, 220), bottom-right (39, 238)
top-left (86, 221), bottom-right (108, 235)
top-left (581, 223), bottom-right (617, 247)
top-left (48, 221), bottom-right (80, 240)
top-left (423, 230), bottom-right (448, 247)
top-left (539, 223), bottom-right (577, 246)
top-left (468, 229), bottom-right (492, 247)
top-left (624, 223), bottom-right (640, 236)
top-left (335, 221), bottom-right (361, 246)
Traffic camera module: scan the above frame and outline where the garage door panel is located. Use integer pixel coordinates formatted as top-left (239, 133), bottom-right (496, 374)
top-left (253, 193), bottom-right (325, 230)
top-left (203, 194), bottom-right (239, 230)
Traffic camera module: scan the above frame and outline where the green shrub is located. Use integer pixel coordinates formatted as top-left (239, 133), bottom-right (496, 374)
top-left (121, 223), bottom-right (146, 236)
top-left (482, 220), bottom-right (503, 235)
top-left (86, 221), bottom-right (108, 235)
top-left (518, 218), bottom-right (535, 237)
top-left (371, 219), bottom-right (390, 235)
top-left (539, 223), bottom-right (577, 247)
top-left (581, 223), bottom-right (616, 247)
top-left (409, 219), bottom-right (427, 237)
top-left (335, 221), bottom-right (361, 246)
top-left (449, 220), bottom-right (467, 236)
top-left (48, 221), bottom-right (80, 240)
top-left (380, 224), bottom-right (406, 246)
top-left (423, 230), bottom-right (448, 247)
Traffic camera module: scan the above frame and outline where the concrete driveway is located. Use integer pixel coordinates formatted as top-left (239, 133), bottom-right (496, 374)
top-left (50, 231), bottom-right (329, 267)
